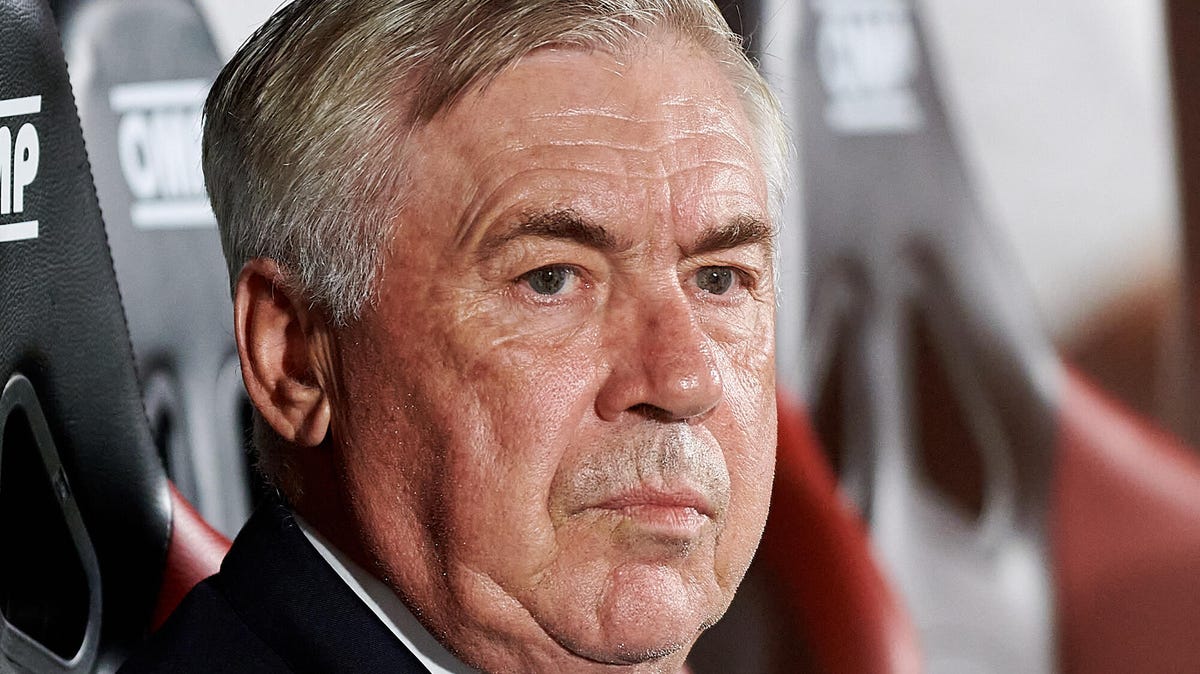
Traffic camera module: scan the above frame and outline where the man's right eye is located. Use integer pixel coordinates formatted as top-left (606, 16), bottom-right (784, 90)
top-left (519, 265), bottom-right (578, 296)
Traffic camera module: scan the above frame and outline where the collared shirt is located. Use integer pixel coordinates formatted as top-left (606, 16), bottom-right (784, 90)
top-left (295, 517), bottom-right (478, 674)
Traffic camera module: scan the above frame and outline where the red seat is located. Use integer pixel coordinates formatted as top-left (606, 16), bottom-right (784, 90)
top-left (1053, 368), bottom-right (1200, 673)
top-left (758, 392), bottom-right (921, 674)
top-left (151, 483), bottom-right (232, 631)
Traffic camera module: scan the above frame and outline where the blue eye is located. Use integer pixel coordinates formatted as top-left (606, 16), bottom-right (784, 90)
top-left (521, 265), bottom-right (575, 295)
top-left (696, 266), bottom-right (735, 295)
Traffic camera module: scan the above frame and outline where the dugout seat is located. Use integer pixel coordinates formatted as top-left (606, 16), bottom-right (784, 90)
top-left (762, 394), bottom-right (922, 673)
top-left (0, 0), bottom-right (228, 670)
top-left (691, 390), bottom-right (922, 674)
top-left (797, 1), bottom-right (1200, 672)
top-left (54, 0), bottom-right (257, 538)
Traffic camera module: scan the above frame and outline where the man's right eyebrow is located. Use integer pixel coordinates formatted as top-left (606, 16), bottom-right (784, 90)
top-left (476, 210), bottom-right (627, 258)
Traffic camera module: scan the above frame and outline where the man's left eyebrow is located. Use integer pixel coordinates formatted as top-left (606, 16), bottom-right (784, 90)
top-left (686, 215), bottom-right (775, 256)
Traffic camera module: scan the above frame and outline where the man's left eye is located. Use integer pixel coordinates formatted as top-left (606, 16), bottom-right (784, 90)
top-left (695, 266), bottom-right (737, 295)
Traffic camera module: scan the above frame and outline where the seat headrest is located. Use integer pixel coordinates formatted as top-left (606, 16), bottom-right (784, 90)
top-left (798, 1), bottom-right (1059, 672)
top-left (58, 0), bottom-right (253, 536)
top-left (0, 0), bottom-right (169, 668)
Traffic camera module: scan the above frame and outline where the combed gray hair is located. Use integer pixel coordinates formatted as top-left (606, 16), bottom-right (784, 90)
top-left (203, 0), bottom-right (789, 327)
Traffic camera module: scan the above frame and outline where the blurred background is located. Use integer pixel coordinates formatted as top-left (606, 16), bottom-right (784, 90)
top-left (8, 0), bottom-right (1199, 672)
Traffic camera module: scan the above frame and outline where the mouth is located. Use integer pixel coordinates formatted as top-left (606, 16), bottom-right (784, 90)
top-left (584, 487), bottom-right (715, 538)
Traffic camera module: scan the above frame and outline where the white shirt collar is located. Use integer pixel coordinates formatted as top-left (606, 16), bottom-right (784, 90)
top-left (294, 516), bottom-right (478, 674)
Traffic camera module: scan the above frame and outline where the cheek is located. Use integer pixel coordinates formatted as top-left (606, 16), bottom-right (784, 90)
top-left (710, 405), bottom-right (775, 591)
top-left (722, 302), bottom-right (776, 426)
top-left (433, 322), bottom-right (607, 568)
top-left (334, 307), bottom-right (611, 595)
top-left (711, 322), bottom-right (777, 567)
top-left (723, 397), bottom-right (776, 526)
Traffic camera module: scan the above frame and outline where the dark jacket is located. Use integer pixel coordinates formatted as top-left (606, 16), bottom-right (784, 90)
top-left (119, 502), bottom-right (429, 673)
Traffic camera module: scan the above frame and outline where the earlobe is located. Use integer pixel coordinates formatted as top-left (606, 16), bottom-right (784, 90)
top-left (234, 259), bottom-right (333, 448)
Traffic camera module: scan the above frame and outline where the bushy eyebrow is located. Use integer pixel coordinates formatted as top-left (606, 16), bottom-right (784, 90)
top-left (476, 209), bottom-right (773, 259)
top-left (686, 214), bottom-right (775, 257)
top-left (478, 209), bottom-right (628, 258)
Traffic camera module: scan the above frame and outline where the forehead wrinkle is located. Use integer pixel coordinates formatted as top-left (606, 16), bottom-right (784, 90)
top-left (474, 138), bottom-right (737, 189)
top-left (437, 85), bottom-right (764, 258)
top-left (524, 108), bottom-right (644, 122)
top-left (665, 158), bottom-right (768, 204)
top-left (672, 158), bottom-right (763, 177)
top-left (671, 128), bottom-right (754, 155)
top-left (522, 131), bottom-right (756, 188)
top-left (521, 98), bottom-right (746, 141)
top-left (534, 123), bottom-right (755, 156)
top-left (514, 118), bottom-right (758, 180)
top-left (458, 130), bottom-right (695, 176)
top-left (521, 107), bottom-right (718, 127)
top-left (658, 100), bottom-right (755, 145)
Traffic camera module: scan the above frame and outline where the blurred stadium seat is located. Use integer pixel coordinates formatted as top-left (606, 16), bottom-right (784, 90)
top-left (0, 0), bottom-right (227, 670)
top-left (55, 0), bottom-right (259, 538)
top-left (795, 1), bottom-right (1200, 672)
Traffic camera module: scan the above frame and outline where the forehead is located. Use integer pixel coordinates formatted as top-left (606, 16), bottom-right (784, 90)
top-left (402, 40), bottom-right (768, 240)
top-left (471, 41), bottom-right (753, 137)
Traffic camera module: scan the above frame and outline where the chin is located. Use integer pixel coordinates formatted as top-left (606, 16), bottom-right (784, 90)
top-left (549, 561), bottom-right (727, 666)
top-left (560, 627), bottom-right (693, 668)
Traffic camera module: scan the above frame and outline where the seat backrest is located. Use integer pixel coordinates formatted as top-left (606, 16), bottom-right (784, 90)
top-left (798, 1), bottom-right (1060, 671)
top-left (760, 394), bottom-right (921, 674)
top-left (799, 2), bottom-right (1200, 673)
top-left (689, 392), bottom-right (920, 674)
top-left (0, 0), bottom-right (169, 669)
top-left (55, 0), bottom-right (256, 537)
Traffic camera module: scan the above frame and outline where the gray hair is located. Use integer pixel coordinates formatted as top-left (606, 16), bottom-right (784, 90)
top-left (203, 0), bottom-right (789, 327)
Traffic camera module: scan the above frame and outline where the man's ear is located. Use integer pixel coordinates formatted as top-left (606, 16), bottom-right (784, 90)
top-left (234, 258), bottom-right (333, 448)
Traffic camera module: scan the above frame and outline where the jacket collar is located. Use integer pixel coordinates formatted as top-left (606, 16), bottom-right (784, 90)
top-left (214, 500), bottom-right (430, 673)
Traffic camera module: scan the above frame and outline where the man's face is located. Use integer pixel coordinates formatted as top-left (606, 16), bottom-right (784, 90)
top-left (328, 39), bottom-right (777, 671)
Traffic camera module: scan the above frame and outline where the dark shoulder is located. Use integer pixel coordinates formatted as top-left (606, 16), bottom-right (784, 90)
top-left (118, 578), bottom-right (291, 673)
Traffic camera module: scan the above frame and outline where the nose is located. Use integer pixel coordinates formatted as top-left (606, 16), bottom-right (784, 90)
top-left (595, 290), bottom-right (723, 423)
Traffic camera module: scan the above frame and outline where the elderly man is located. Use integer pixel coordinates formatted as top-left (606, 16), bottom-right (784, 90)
top-left (122, 0), bottom-right (787, 671)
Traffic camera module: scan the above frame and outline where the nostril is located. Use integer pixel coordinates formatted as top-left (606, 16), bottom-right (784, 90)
top-left (626, 399), bottom-right (718, 424)
top-left (628, 403), bottom-right (674, 422)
